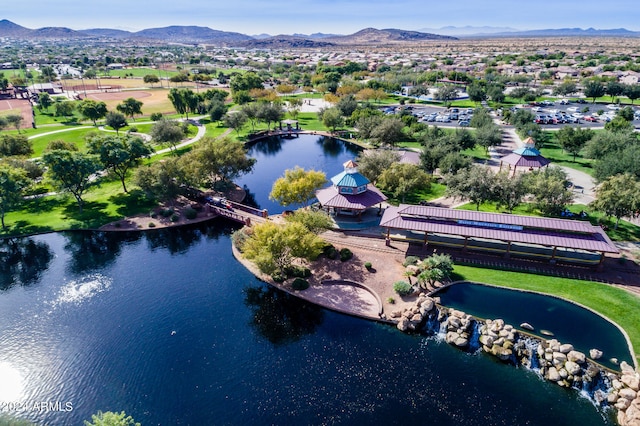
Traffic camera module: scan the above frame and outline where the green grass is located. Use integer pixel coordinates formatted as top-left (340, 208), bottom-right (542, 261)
top-left (34, 108), bottom-right (84, 126)
top-left (3, 178), bottom-right (157, 236)
top-left (452, 264), bottom-right (640, 363)
top-left (29, 127), bottom-right (99, 157)
top-left (462, 144), bottom-right (490, 161)
top-left (101, 67), bottom-right (180, 79)
top-left (384, 182), bottom-right (446, 206)
top-left (539, 133), bottom-right (595, 176)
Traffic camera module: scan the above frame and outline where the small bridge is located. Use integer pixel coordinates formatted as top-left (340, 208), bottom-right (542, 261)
top-left (207, 201), bottom-right (268, 226)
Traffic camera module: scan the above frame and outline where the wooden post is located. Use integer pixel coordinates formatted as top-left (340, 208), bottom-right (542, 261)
top-left (505, 241), bottom-right (511, 259)
top-left (550, 246), bottom-right (557, 264)
top-left (463, 236), bottom-right (469, 252)
top-left (423, 232), bottom-right (428, 246)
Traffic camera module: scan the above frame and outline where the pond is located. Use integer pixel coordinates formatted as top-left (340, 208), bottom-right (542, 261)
top-left (236, 134), bottom-right (362, 214)
top-left (433, 281), bottom-right (633, 371)
top-left (0, 226), bottom-right (614, 425)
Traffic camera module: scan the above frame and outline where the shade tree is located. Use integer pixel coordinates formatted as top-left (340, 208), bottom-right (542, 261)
top-left (42, 150), bottom-right (100, 212)
top-left (269, 167), bottom-right (327, 207)
top-left (87, 134), bottom-right (152, 192)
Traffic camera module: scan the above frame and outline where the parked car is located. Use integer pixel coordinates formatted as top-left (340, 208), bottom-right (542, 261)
top-left (566, 106), bottom-right (579, 112)
top-left (584, 116), bottom-right (598, 122)
top-left (459, 120), bottom-right (470, 127)
top-left (435, 115), bottom-right (450, 122)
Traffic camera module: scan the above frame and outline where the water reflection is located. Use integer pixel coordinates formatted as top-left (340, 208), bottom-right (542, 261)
top-left (145, 222), bottom-right (236, 255)
top-left (316, 136), bottom-right (346, 157)
top-left (244, 285), bottom-right (324, 345)
top-left (241, 185), bottom-right (260, 209)
top-left (0, 238), bottom-right (53, 290)
top-left (64, 231), bottom-right (142, 274)
top-left (248, 136), bottom-right (286, 156)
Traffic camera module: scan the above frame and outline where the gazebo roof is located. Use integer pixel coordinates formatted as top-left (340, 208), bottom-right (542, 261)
top-left (513, 146), bottom-right (542, 156)
top-left (316, 184), bottom-right (387, 210)
top-left (331, 170), bottom-right (370, 187)
top-left (500, 152), bottom-right (551, 168)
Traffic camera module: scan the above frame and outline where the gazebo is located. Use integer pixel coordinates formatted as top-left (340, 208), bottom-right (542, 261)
top-left (315, 160), bottom-right (387, 219)
top-left (499, 137), bottom-right (550, 176)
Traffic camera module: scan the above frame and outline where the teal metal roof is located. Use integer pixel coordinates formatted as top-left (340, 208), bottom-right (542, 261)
top-left (331, 171), bottom-right (370, 187)
top-left (513, 146), bottom-right (542, 156)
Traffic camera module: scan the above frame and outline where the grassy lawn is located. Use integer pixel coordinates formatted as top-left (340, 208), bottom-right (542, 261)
top-left (29, 127), bottom-right (100, 156)
top-left (3, 178), bottom-right (156, 236)
top-left (385, 182), bottom-right (446, 205)
top-left (462, 144), bottom-right (490, 161)
top-left (539, 133), bottom-right (595, 176)
top-left (452, 264), bottom-right (640, 363)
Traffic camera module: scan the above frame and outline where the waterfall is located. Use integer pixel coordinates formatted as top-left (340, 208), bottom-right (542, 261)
top-left (467, 320), bottom-right (482, 353)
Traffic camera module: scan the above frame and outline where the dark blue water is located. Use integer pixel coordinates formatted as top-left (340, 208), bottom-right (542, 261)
top-left (236, 135), bottom-right (361, 214)
top-left (434, 282), bottom-right (633, 371)
top-left (0, 226), bottom-right (614, 425)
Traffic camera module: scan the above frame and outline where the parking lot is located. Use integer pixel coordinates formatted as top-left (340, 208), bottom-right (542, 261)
top-left (384, 100), bottom-right (640, 130)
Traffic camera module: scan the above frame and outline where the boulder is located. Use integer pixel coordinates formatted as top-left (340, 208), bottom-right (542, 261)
top-left (558, 367), bottom-right (569, 379)
top-left (608, 392), bottom-right (619, 404)
top-left (479, 335), bottom-right (495, 347)
top-left (622, 374), bottom-right (640, 392)
top-left (451, 309), bottom-right (466, 319)
top-left (453, 336), bottom-right (469, 347)
top-left (390, 310), bottom-right (402, 319)
top-left (619, 388), bottom-right (637, 401)
top-left (567, 350), bottom-right (586, 364)
top-left (548, 367), bottom-right (561, 382)
top-left (553, 352), bottom-right (567, 364)
top-left (397, 318), bottom-right (409, 331)
top-left (589, 348), bottom-right (603, 360)
top-left (586, 364), bottom-right (601, 378)
top-left (520, 322), bottom-right (534, 331)
top-left (448, 316), bottom-right (461, 329)
top-left (621, 361), bottom-right (636, 375)
top-left (624, 403), bottom-right (640, 425)
top-left (565, 361), bottom-right (582, 376)
top-left (616, 398), bottom-right (631, 411)
top-left (411, 313), bottom-right (423, 323)
top-left (421, 298), bottom-right (435, 312)
top-left (559, 344), bottom-right (574, 354)
top-left (491, 344), bottom-right (512, 361)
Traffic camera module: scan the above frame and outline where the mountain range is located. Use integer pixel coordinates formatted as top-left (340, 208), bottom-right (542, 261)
top-left (0, 19), bottom-right (638, 47)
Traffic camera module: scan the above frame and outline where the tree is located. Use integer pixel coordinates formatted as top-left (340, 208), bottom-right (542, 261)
top-left (269, 167), bottom-right (327, 207)
top-left (168, 88), bottom-right (199, 119)
top-left (474, 124), bottom-right (502, 152)
top-left (377, 163), bottom-right (431, 203)
top-left (371, 117), bottom-right (405, 147)
top-left (524, 166), bottom-right (574, 216)
top-left (583, 79), bottom-right (605, 103)
top-left (445, 165), bottom-right (495, 210)
top-left (617, 106), bottom-right (635, 122)
top-left (143, 74), bottom-right (160, 86)
top-left (229, 72), bottom-right (263, 93)
top-left (150, 119), bottom-right (185, 152)
top-left (591, 173), bottom-right (640, 229)
top-left (77, 99), bottom-right (108, 126)
top-left (286, 97), bottom-right (303, 120)
top-left (180, 136), bottom-right (255, 189)
top-left (240, 221), bottom-right (325, 276)
top-left (42, 150), bottom-right (100, 212)
top-left (321, 107), bottom-right (344, 132)
top-left (492, 171), bottom-right (526, 212)
top-left (469, 108), bottom-right (493, 128)
top-left (54, 100), bottom-right (75, 117)
top-left (555, 126), bottom-right (593, 161)
top-left (336, 94), bottom-right (358, 117)
top-left (241, 103), bottom-right (260, 132)
top-left (605, 116), bottom-right (634, 133)
top-left (223, 111), bottom-right (248, 135)
top-left (283, 209), bottom-right (333, 234)
top-left (208, 98), bottom-right (227, 122)
top-left (5, 114), bottom-right (24, 133)
top-left (256, 102), bottom-right (284, 130)
top-left (624, 84), bottom-right (640, 105)
top-left (606, 81), bottom-right (625, 103)
top-left (134, 158), bottom-right (184, 203)
top-left (356, 149), bottom-right (401, 183)
top-left (0, 165), bottom-right (30, 230)
top-left (467, 83), bottom-right (486, 104)
top-left (87, 134), bottom-right (152, 192)
top-left (553, 80), bottom-right (577, 97)
top-left (45, 139), bottom-right (78, 152)
top-left (116, 97), bottom-right (143, 121)
top-left (0, 134), bottom-right (32, 157)
top-left (434, 85), bottom-right (458, 107)
top-left (487, 85), bottom-right (505, 103)
top-left (105, 111), bottom-right (127, 134)
top-left (38, 92), bottom-right (53, 111)
top-left (84, 410), bottom-right (140, 426)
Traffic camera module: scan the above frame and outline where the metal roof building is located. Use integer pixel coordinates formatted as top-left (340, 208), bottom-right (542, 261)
top-left (380, 205), bottom-right (618, 267)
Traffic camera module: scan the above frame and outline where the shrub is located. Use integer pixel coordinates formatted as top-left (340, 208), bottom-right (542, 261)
top-left (339, 248), bottom-right (353, 262)
top-left (150, 112), bottom-right (163, 121)
top-left (286, 265), bottom-right (311, 278)
top-left (272, 272), bottom-right (286, 283)
top-left (184, 206), bottom-right (197, 220)
top-left (128, 126), bottom-right (138, 133)
top-left (161, 208), bottom-right (174, 218)
top-left (323, 244), bottom-right (338, 260)
top-left (231, 228), bottom-right (251, 251)
top-left (291, 278), bottom-right (310, 291)
top-left (393, 280), bottom-right (413, 296)
top-left (149, 211), bottom-right (158, 219)
top-left (403, 256), bottom-right (420, 267)
top-left (387, 297), bottom-right (395, 304)
top-left (364, 261), bottom-right (372, 270)
top-left (170, 213), bottom-right (179, 222)
top-left (148, 222), bottom-right (156, 228)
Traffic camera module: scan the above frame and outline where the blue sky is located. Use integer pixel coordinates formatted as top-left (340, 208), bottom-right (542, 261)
top-left (5, 0), bottom-right (639, 34)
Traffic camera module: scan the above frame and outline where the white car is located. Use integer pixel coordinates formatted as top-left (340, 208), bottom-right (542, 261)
top-left (572, 113), bottom-right (584, 119)
top-left (607, 104), bottom-right (620, 110)
top-left (435, 115), bottom-right (450, 122)
top-left (566, 106), bottom-right (579, 112)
